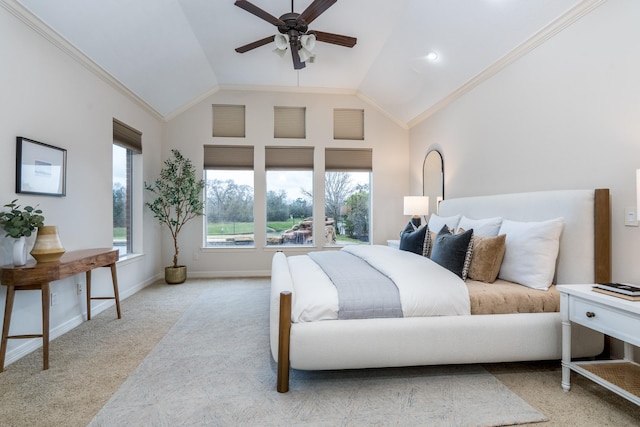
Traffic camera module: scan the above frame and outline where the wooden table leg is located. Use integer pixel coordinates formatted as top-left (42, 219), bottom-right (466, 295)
top-left (0, 285), bottom-right (16, 373)
top-left (41, 282), bottom-right (50, 371)
top-left (86, 265), bottom-right (121, 320)
top-left (110, 263), bottom-right (122, 319)
top-left (86, 270), bottom-right (92, 320)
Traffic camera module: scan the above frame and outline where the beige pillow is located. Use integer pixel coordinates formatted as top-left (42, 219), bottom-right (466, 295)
top-left (468, 234), bottom-right (506, 283)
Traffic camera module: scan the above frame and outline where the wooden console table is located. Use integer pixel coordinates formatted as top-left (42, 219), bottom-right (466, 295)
top-left (0, 248), bottom-right (121, 372)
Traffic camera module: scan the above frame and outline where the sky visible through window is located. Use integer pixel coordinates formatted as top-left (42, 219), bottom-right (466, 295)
top-left (210, 170), bottom-right (368, 202)
top-left (113, 145), bottom-right (126, 186)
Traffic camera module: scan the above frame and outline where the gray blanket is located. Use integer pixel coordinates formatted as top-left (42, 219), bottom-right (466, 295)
top-left (308, 251), bottom-right (403, 320)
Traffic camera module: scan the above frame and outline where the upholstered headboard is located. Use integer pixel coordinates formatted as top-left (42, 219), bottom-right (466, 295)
top-left (438, 189), bottom-right (610, 285)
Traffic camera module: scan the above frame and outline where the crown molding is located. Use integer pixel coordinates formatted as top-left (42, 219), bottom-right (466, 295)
top-left (1, 0), bottom-right (163, 120)
top-left (407, 0), bottom-right (608, 128)
top-left (163, 85), bottom-right (223, 122)
top-left (355, 92), bottom-right (409, 130)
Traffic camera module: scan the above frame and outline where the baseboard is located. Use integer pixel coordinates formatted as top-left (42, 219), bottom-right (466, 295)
top-left (187, 270), bottom-right (270, 279)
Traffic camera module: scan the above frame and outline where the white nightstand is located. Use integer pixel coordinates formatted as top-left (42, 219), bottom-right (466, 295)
top-left (557, 284), bottom-right (640, 406)
top-left (386, 239), bottom-right (400, 249)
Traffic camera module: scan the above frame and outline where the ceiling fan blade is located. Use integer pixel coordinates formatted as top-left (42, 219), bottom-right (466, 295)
top-left (234, 0), bottom-right (285, 26)
top-left (235, 35), bottom-right (276, 53)
top-left (308, 30), bottom-right (357, 48)
top-left (298, 0), bottom-right (337, 24)
top-left (291, 47), bottom-right (306, 70)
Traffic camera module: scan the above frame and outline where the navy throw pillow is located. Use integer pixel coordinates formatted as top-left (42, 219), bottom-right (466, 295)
top-left (399, 222), bottom-right (430, 256)
top-left (430, 225), bottom-right (474, 279)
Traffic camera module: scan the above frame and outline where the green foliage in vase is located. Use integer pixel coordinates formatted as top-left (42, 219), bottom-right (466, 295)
top-left (145, 149), bottom-right (205, 267)
top-left (0, 199), bottom-right (45, 238)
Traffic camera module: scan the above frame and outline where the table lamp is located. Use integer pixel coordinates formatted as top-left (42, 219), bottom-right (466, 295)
top-left (404, 196), bottom-right (429, 228)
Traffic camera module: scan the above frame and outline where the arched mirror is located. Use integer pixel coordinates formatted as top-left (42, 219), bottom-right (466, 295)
top-left (423, 150), bottom-right (444, 216)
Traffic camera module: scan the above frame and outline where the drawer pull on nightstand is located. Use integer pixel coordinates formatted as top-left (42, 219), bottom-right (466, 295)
top-left (586, 311), bottom-right (596, 318)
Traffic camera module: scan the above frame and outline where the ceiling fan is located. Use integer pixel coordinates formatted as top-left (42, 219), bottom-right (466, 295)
top-left (234, 0), bottom-right (357, 70)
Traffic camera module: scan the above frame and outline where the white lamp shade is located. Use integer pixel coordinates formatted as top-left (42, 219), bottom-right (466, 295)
top-left (273, 47), bottom-right (287, 57)
top-left (403, 196), bottom-right (430, 216)
top-left (300, 33), bottom-right (316, 50)
top-left (275, 33), bottom-right (289, 50)
top-left (299, 47), bottom-right (315, 62)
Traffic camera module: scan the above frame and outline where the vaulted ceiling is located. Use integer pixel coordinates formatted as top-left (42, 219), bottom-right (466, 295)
top-left (15, 0), bottom-right (593, 125)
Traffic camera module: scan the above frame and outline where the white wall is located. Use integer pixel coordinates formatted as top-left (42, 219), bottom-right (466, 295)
top-left (165, 89), bottom-right (410, 276)
top-left (410, 0), bottom-right (640, 285)
top-left (0, 4), bottom-right (163, 366)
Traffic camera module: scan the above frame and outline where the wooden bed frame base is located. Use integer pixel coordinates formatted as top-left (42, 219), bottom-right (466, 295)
top-left (275, 189), bottom-right (611, 393)
top-left (277, 291), bottom-right (291, 393)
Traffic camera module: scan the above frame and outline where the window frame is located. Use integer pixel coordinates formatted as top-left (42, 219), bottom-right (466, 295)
top-left (112, 118), bottom-right (142, 257)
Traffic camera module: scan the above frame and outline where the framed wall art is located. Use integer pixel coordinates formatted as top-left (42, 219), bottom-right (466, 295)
top-left (16, 137), bottom-right (67, 197)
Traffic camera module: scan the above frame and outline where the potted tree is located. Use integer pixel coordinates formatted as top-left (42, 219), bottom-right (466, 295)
top-left (0, 199), bottom-right (45, 265)
top-left (145, 149), bottom-right (205, 284)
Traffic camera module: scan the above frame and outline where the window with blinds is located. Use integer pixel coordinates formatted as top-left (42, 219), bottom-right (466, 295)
top-left (203, 145), bottom-right (255, 247)
top-left (324, 147), bottom-right (371, 246)
top-left (112, 118), bottom-right (142, 256)
top-left (212, 105), bottom-right (246, 138)
top-left (333, 108), bottom-right (364, 140)
top-left (274, 106), bottom-right (306, 139)
top-left (265, 146), bottom-right (314, 246)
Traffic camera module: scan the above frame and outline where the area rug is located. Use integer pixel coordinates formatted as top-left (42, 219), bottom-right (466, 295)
top-left (88, 281), bottom-right (548, 426)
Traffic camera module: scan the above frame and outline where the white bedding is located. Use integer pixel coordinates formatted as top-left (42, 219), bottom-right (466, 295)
top-left (290, 245), bottom-right (470, 322)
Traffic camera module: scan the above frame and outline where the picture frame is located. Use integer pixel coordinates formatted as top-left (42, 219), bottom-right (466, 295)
top-left (16, 137), bottom-right (67, 197)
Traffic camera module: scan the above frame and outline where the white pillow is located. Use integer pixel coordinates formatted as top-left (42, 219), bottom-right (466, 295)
top-left (456, 216), bottom-right (502, 238)
top-left (497, 218), bottom-right (564, 290)
top-left (428, 214), bottom-right (461, 234)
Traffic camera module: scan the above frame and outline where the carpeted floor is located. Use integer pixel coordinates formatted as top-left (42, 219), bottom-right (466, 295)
top-left (1, 278), bottom-right (639, 426)
top-left (87, 281), bottom-right (546, 426)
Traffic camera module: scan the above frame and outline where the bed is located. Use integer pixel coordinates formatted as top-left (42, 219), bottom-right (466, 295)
top-left (270, 189), bottom-right (611, 392)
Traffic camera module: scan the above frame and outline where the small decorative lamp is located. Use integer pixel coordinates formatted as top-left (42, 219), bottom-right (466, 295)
top-left (403, 196), bottom-right (430, 228)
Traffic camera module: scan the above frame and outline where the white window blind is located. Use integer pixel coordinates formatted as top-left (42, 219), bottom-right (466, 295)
top-left (274, 106), bottom-right (306, 139)
top-left (333, 108), bottom-right (364, 140)
top-left (212, 105), bottom-right (246, 138)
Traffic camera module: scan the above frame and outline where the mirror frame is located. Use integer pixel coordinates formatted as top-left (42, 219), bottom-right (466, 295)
top-left (422, 149), bottom-right (444, 216)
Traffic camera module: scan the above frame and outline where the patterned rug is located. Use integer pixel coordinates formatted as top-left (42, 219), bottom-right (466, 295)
top-left (88, 281), bottom-right (547, 426)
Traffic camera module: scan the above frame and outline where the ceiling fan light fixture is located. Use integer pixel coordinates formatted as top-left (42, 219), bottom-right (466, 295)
top-left (234, 0), bottom-right (356, 70)
top-left (273, 47), bottom-right (288, 57)
top-left (274, 33), bottom-right (289, 50)
top-left (300, 33), bottom-right (316, 51)
top-left (299, 46), bottom-right (315, 63)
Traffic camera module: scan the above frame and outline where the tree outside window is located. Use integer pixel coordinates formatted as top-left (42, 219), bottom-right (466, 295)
top-left (324, 171), bottom-right (371, 245)
top-left (205, 170), bottom-right (254, 246)
top-left (266, 170), bottom-right (313, 245)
